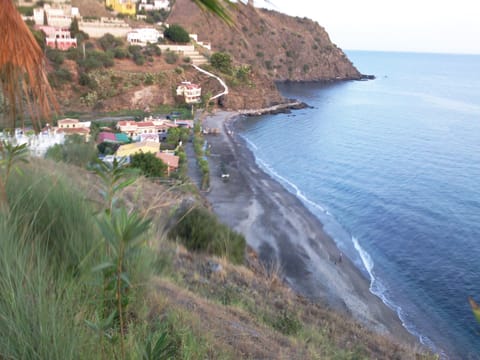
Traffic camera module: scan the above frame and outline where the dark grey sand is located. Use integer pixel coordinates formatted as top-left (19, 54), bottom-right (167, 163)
top-left (202, 110), bottom-right (418, 346)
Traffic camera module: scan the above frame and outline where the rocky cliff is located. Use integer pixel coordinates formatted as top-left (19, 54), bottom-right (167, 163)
top-left (163, 0), bottom-right (361, 109)
top-left (168, 0), bottom-right (361, 82)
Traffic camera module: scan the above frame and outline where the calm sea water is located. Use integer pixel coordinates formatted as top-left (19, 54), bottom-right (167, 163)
top-left (236, 51), bottom-right (480, 359)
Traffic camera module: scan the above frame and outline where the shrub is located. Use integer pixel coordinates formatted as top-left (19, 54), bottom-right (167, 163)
top-left (130, 151), bottom-right (166, 178)
top-left (169, 207), bottom-right (246, 264)
top-left (163, 24), bottom-right (190, 43)
top-left (128, 45), bottom-right (142, 56)
top-left (46, 48), bottom-right (64, 67)
top-left (113, 47), bottom-right (128, 59)
top-left (165, 51), bottom-right (178, 64)
top-left (134, 54), bottom-right (146, 66)
top-left (235, 65), bottom-right (251, 82)
top-left (45, 135), bottom-right (97, 167)
top-left (98, 33), bottom-right (124, 51)
top-left (66, 46), bottom-right (82, 61)
top-left (79, 73), bottom-right (97, 89)
top-left (143, 73), bottom-right (154, 85)
top-left (48, 68), bottom-right (72, 86)
top-left (210, 52), bottom-right (232, 74)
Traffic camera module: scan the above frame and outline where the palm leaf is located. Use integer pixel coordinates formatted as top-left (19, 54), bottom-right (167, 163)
top-left (0, 0), bottom-right (58, 130)
top-left (190, 0), bottom-right (235, 25)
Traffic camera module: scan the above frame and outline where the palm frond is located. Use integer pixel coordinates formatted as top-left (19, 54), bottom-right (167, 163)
top-left (0, 0), bottom-right (58, 130)
top-left (190, 0), bottom-right (235, 25)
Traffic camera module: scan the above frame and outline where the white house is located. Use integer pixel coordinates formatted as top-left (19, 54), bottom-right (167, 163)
top-left (55, 118), bottom-right (91, 141)
top-left (138, 0), bottom-right (170, 11)
top-left (127, 28), bottom-right (162, 45)
top-left (176, 81), bottom-right (202, 104)
top-left (33, 4), bottom-right (79, 28)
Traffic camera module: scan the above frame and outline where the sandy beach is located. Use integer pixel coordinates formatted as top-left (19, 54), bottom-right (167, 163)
top-left (201, 110), bottom-right (418, 346)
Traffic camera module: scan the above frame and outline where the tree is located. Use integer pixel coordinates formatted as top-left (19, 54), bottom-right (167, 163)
top-left (163, 24), bottom-right (190, 43)
top-left (130, 152), bottom-right (167, 178)
top-left (98, 33), bottom-right (124, 51)
top-left (70, 16), bottom-right (80, 37)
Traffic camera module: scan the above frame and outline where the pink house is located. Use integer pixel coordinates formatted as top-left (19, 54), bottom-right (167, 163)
top-left (37, 25), bottom-right (77, 50)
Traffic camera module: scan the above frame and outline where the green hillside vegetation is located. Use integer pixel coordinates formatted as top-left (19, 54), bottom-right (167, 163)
top-left (0, 143), bottom-right (434, 359)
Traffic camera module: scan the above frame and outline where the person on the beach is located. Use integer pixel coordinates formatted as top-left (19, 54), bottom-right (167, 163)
top-left (339, 252), bottom-right (343, 263)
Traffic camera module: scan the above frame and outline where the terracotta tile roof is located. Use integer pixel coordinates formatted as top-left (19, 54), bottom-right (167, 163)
top-left (156, 152), bottom-right (179, 168)
top-left (57, 127), bottom-right (90, 134)
top-left (137, 122), bottom-right (155, 127)
top-left (117, 120), bottom-right (136, 127)
top-left (58, 118), bottom-right (79, 124)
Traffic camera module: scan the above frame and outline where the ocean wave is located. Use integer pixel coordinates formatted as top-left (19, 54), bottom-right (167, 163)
top-left (242, 133), bottom-right (442, 355)
top-left (352, 236), bottom-right (442, 356)
top-left (254, 156), bottom-right (330, 216)
top-left (243, 136), bottom-right (258, 151)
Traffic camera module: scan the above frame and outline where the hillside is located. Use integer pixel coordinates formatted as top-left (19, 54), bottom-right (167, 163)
top-left (46, 0), bottom-right (362, 113)
top-left (168, 0), bottom-right (361, 82)
top-left (0, 155), bottom-right (432, 359)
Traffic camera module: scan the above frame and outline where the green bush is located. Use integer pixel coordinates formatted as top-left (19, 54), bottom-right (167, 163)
top-left (46, 48), bottom-right (65, 67)
top-left (169, 207), bottom-right (246, 264)
top-left (128, 45), bottom-right (142, 56)
top-left (134, 54), bottom-right (146, 66)
top-left (165, 51), bottom-right (178, 64)
top-left (269, 309), bottom-right (302, 336)
top-left (98, 33), bottom-right (124, 51)
top-left (45, 135), bottom-right (97, 167)
top-left (48, 68), bottom-right (73, 87)
top-left (163, 24), bottom-right (190, 43)
top-left (113, 47), bottom-right (128, 59)
top-left (210, 52), bottom-right (232, 74)
top-left (66, 46), bottom-right (82, 61)
top-left (79, 73), bottom-right (98, 89)
top-left (130, 151), bottom-right (166, 178)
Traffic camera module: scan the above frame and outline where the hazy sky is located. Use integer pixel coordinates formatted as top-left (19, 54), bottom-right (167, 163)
top-left (253, 0), bottom-right (480, 54)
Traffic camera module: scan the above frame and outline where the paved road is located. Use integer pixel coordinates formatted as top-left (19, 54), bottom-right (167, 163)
top-left (185, 138), bottom-right (202, 189)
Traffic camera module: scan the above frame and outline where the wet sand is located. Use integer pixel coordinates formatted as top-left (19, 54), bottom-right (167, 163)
top-left (202, 110), bottom-right (418, 346)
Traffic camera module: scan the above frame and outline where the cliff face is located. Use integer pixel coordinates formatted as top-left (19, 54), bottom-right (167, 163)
top-left (168, 0), bottom-right (361, 82)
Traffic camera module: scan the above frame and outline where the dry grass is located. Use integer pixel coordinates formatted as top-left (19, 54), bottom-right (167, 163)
top-left (151, 245), bottom-right (436, 359)
top-left (0, 1), bottom-right (58, 129)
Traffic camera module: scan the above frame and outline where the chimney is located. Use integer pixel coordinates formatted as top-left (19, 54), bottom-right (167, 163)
top-left (248, 0), bottom-right (254, 6)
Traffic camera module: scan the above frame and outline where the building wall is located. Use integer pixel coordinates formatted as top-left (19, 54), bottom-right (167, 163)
top-left (80, 19), bottom-right (132, 38)
top-left (106, 0), bottom-right (136, 15)
top-left (158, 44), bottom-right (195, 53)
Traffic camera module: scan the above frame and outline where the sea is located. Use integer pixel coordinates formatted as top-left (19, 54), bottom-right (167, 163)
top-left (235, 51), bottom-right (480, 359)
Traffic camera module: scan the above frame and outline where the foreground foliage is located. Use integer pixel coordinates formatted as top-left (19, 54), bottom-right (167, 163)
top-left (169, 206), bottom-right (246, 264)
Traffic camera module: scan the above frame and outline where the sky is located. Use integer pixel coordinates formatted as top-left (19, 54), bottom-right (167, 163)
top-left (251, 0), bottom-right (480, 55)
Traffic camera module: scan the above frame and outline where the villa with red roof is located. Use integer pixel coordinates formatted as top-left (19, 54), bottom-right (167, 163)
top-left (55, 118), bottom-right (91, 140)
top-left (176, 81), bottom-right (202, 104)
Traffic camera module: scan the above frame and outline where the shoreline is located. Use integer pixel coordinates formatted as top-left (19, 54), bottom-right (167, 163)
top-left (201, 109), bottom-right (420, 347)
